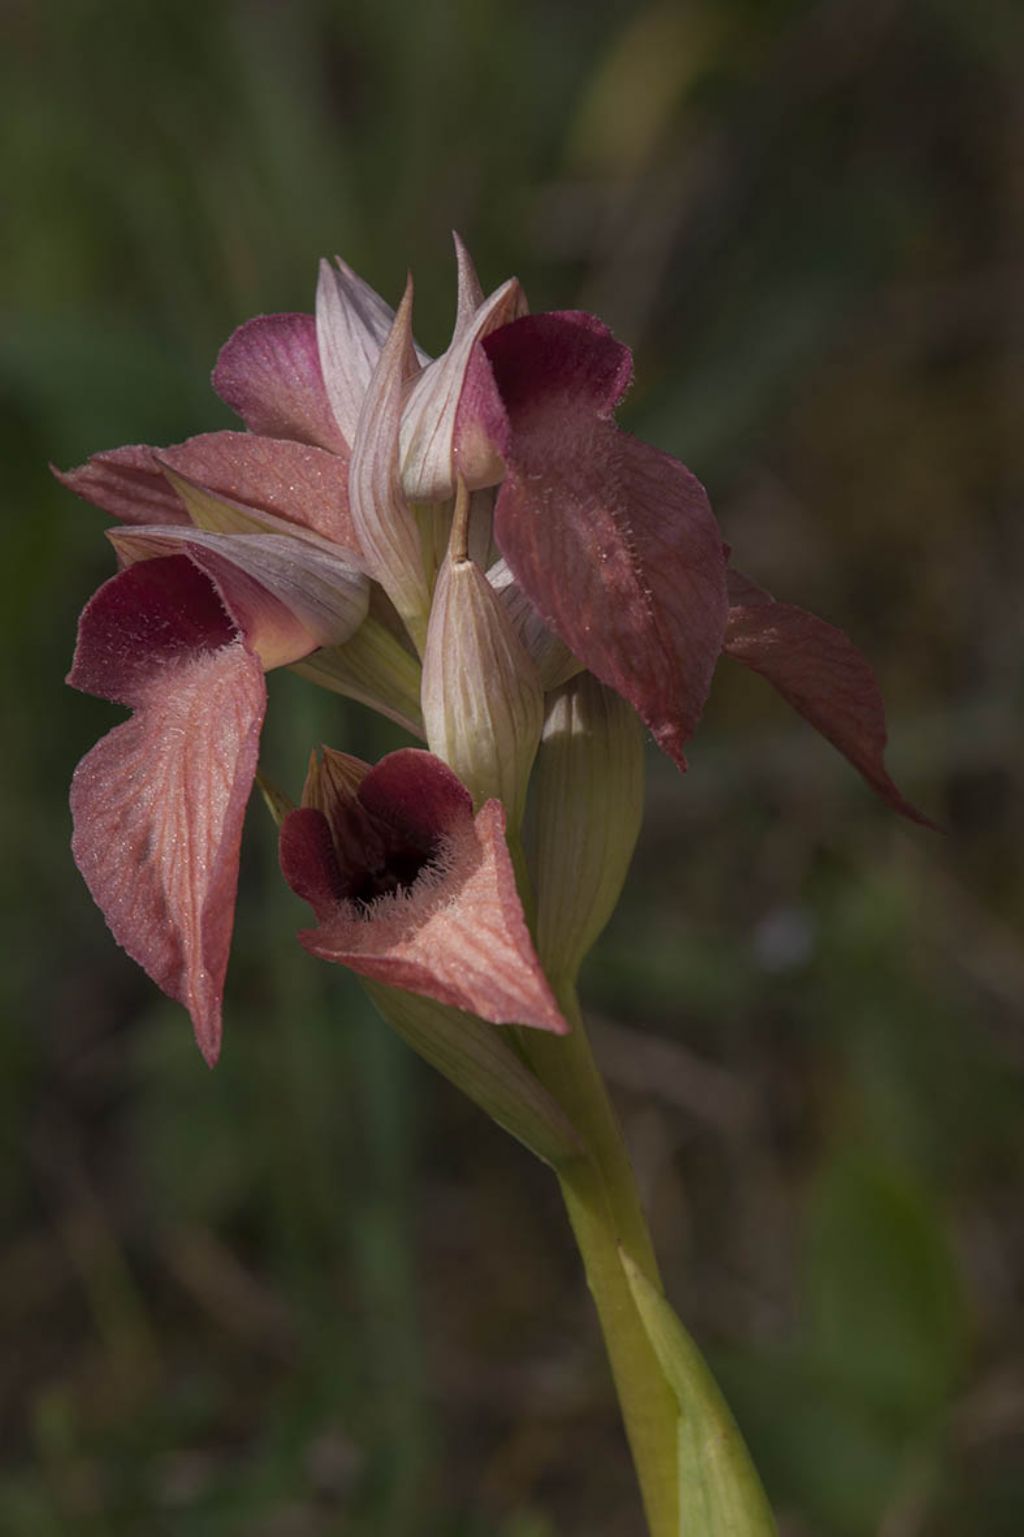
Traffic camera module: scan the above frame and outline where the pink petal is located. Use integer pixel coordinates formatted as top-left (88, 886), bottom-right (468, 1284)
top-left (160, 432), bottom-right (356, 547)
top-left (53, 446), bottom-right (193, 526)
top-left (316, 257), bottom-right (430, 449)
top-left (470, 312), bottom-right (728, 769)
top-left (400, 275), bottom-right (526, 502)
top-left (57, 432), bottom-right (357, 548)
top-left (348, 280), bottom-right (431, 634)
top-left (724, 570), bottom-right (933, 826)
top-left (213, 312), bottom-right (347, 454)
top-left (279, 748), bottom-right (567, 1033)
top-left (68, 555), bottom-right (267, 1062)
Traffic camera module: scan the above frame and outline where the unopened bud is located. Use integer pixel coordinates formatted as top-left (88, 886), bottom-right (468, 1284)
top-left (529, 672), bottom-right (645, 984)
top-left (421, 482), bottom-right (543, 830)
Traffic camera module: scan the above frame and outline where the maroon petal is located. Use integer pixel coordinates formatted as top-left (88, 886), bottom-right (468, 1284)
top-left (212, 312), bottom-right (347, 454)
top-left (280, 806), bottom-right (348, 911)
top-left (357, 747), bottom-right (473, 843)
top-left (724, 570), bottom-right (933, 826)
top-left (470, 312), bottom-right (728, 769)
top-left (56, 431), bottom-right (356, 548)
top-left (69, 555), bottom-right (267, 1061)
top-left (68, 554), bottom-right (237, 702)
top-left (109, 525), bottom-right (368, 662)
top-left (280, 748), bottom-right (567, 1033)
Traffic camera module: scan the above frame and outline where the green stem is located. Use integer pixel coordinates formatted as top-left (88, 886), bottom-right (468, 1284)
top-left (522, 983), bottom-right (679, 1537)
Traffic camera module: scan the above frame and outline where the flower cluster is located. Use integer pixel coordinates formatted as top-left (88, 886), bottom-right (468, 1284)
top-left (59, 237), bottom-right (925, 1065)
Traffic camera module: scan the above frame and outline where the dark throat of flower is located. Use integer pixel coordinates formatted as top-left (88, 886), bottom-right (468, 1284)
top-left (347, 837), bottom-right (436, 906)
top-left (334, 802), bottom-right (446, 912)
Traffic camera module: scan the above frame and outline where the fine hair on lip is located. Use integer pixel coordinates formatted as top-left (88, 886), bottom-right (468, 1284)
top-left (343, 831), bottom-right (458, 920)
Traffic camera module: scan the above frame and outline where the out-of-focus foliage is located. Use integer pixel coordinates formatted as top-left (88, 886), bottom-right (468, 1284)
top-left (2, 0), bottom-right (1022, 1532)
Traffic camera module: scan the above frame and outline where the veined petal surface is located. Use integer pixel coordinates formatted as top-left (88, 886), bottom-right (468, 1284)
top-left (316, 256), bottom-right (430, 449)
top-left (348, 282), bottom-right (431, 637)
top-left (58, 432), bottom-right (356, 548)
top-left (53, 446), bottom-right (193, 526)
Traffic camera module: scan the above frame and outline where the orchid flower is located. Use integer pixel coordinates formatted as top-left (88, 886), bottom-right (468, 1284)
top-left (60, 235), bottom-right (928, 1537)
top-left (280, 746), bottom-right (565, 1033)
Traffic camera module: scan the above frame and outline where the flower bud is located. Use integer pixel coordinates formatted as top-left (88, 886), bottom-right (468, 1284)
top-left (421, 484), bottom-right (543, 830)
top-left (529, 671), bottom-right (645, 984)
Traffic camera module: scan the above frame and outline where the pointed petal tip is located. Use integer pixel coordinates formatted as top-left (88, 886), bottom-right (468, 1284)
top-left (724, 572), bottom-right (937, 831)
top-left (196, 1019), bottom-right (222, 1068)
top-left (875, 780), bottom-right (940, 832)
top-left (534, 999), bottom-right (572, 1037)
top-left (652, 721), bottom-right (689, 775)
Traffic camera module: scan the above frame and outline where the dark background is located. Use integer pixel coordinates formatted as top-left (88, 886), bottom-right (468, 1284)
top-left (3, 1), bottom-right (1022, 1532)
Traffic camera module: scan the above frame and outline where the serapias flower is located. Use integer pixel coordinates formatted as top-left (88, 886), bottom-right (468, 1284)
top-left (280, 746), bottom-right (566, 1033)
top-left (59, 234), bottom-right (925, 1066)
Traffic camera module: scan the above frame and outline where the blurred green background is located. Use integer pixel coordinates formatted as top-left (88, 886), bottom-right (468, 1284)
top-left (3, 0), bottom-right (1022, 1532)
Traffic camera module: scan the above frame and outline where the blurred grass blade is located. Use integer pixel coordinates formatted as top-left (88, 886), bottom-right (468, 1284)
top-left (363, 982), bottom-right (581, 1168)
top-left (621, 1253), bottom-right (777, 1537)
